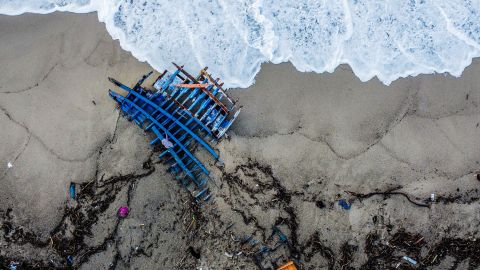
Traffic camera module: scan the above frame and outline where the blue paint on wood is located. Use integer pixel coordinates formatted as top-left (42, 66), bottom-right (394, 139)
top-left (108, 64), bottom-right (240, 202)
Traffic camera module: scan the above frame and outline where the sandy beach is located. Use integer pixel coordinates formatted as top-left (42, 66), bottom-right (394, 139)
top-left (1, 12), bottom-right (479, 269)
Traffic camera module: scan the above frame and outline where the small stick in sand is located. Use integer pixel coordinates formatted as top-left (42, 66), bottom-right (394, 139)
top-left (414, 236), bottom-right (424, 244)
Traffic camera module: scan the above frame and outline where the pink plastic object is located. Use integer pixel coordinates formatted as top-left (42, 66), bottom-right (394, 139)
top-left (118, 206), bottom-right (129, 218)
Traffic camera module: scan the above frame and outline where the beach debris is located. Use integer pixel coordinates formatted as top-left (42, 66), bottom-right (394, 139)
top-left (224, 252), bottom-right (233, 258)
top-left (118, 206), bottom-right (129, 218)
top-left (69, 183), bottom-right (76, 199)
top-left (338, 199), bottom-right (351, 210)
top-left (9, 261), bottom-right (18, 270)
top-left (414, 236), bottom-right (424, 245)
top-left (92, 100), bottom-right (96, 105)
top-left (271, 226), bottom-right (288, 250)
top-left (402, 256), bottom-right (417, 265)
top-left (244, 235), bottom-right (258, 246)
top-left (223, 222), bottom-right (235, 233)
top-left (161, 137), bottom-right (173, 148)
top-left (108, 64), bottom-right (240, 203)
top-left (226, 222), bottom-right (235, 230)
top-left (188, 246), bottom-right (201, 259)
top-left (430, 193), bottom-right (435, 202)
top-left (257, 246), bottom-right (270, 256)
top-left (315, 200), bottom-right (326, 208)
top-left (277, 261), bottom-right (297, 270)
top-left (185, 214), bottom-right (196, 233)
top-left (7, 162), bottom-right (13, 169)
top-left (66, 255), bottom-right (74, 266)
top-left (250, 226), bottom-right (291, 263)
top-left (476, 172), bottom-right (480, 181)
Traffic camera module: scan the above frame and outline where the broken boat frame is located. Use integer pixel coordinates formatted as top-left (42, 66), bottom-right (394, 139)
top-left (108, 63), bottom-right (241, 202)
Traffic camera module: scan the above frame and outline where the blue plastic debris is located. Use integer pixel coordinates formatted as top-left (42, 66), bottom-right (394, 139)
top-left (247, 226), bottom-right (291, 263)
top-left (108, 64), bottom-right (241, 202)
top-left (271, 226), bottom-right (289, 251)
top-left (66, 255), bottom-right (74, 266)
top-left (69, 183), bottom-right (75, 199)
top-left (273, 226), bottom-right (288, 243)
top-left (9, 262), bottom-right (17, 270)
top-left (402, 256), bottom-right (417, 265)
top-left (256, 246), bottom-right (270, 255)
top-left (338, 199), bottom-right (351, 210)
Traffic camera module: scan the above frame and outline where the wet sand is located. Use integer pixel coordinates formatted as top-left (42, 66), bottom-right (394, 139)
top-left (0, 12), bottom-right (479, 269)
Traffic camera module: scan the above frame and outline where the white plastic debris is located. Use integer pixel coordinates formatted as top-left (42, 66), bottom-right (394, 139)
top-left (430, 193), bottom-right (435, 202)
top-left (224, 252), bottom-right (233, 258)
top-left (7, 162), bottom-right (13, 168)
top-left (402, 256), bottom-right (417, 265)
top-left (161, 138), bottom-right (174, 148)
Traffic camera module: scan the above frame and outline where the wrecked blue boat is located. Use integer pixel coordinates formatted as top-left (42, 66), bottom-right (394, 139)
top-left (108, 63), bottom-right (241, 202)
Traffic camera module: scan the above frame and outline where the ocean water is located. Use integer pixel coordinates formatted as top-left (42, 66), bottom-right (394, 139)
top-left (1, 0), bottom-right (479, 88)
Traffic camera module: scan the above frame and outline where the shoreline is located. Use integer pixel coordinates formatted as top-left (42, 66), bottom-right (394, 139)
top-left (0, 12), bottom-right (479, 269)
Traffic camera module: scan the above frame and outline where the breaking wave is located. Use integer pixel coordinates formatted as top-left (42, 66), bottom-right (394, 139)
top-left (1, 0), bottom-right (480, 88)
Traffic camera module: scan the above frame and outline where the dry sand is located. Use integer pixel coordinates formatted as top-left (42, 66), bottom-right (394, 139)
top-left (0, 12), bottom-right (479, 270)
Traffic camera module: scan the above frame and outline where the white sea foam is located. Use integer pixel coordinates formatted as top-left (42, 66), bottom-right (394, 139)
top-left (1, 0), bottom-right (480, 88)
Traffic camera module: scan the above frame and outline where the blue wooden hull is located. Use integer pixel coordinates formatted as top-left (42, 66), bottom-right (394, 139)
top-left (108, 64), bottom-right (241, 202)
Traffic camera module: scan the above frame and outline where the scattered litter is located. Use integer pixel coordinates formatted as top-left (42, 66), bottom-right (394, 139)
top-left (66, 255), bottom-right (74, 266)
top-left (414, 236), bottom-right (424, 244)
top-left (7, 162), bottom-right (13, 169)
top-left (272, 226), bottom-right (288, 250)
top-left (402, 256), bottom-right (417, 265)
top-left (91, 100), bottom-right (96, 105)
top-left (225, 222), bottom-right (235, 231)
top-left (236, 251), bottom-right (243, 256)
top-left (256, 246), bottom-right (270, 255)
top-left (277, 261), bottom-right (297, 270)
top-left (316, 200), bottom-right (326, 209)
top-left (69, 183), bottom-right (76, 199)
top-left (118, 206), bottom-right (129, 218)
top-left (338, 199), bottom-right (351, 210)
top-left (430, 193), bottom-right (435, 202)
top-left (476, 172), bottom-right (480, 181)
top-left (188, 246), bottom-right (201, 259)
top-left (224, 252), bottom-right (233, 258)
top-left (139, 223), bottom-right (145, 228)
top-left (9, 261), bottom-right (18, 270)
top-left (161, 138), bottom-right (174, 149)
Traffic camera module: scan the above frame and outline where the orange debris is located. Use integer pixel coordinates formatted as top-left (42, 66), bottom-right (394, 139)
top-left (174, 83), bottom-right (210, 88)
top-left (277, 261), bottom-right (297, 270)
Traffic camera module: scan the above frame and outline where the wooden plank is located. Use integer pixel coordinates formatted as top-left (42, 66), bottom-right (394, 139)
top-left (172, 62), bottom-right (229, 113)
top-left (200, 69), bottom-right (236, 106)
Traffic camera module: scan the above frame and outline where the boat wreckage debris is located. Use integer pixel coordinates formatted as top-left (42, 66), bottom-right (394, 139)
top-left (108, 63), bottom-right (241, 202)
